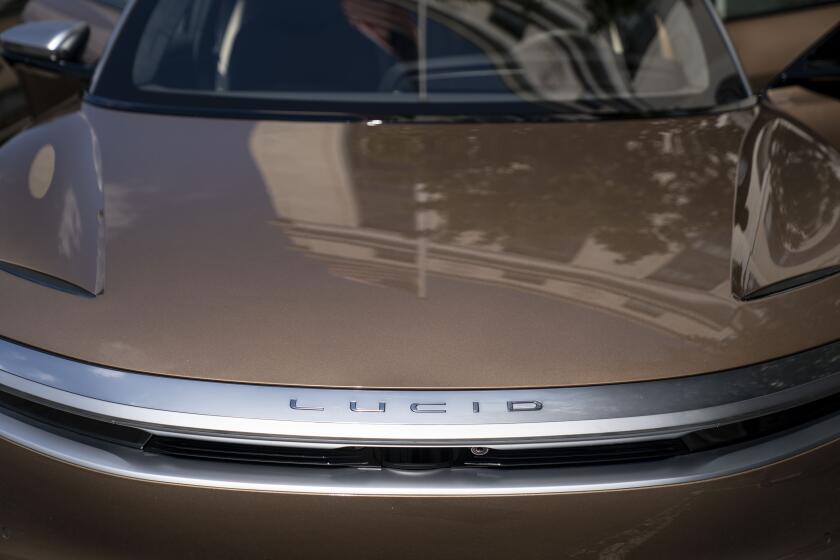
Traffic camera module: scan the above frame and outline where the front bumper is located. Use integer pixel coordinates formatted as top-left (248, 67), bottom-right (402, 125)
top-left (0, 436), bottom-right (839, 559)
top-left (1, 337), bottom-right (840, 558)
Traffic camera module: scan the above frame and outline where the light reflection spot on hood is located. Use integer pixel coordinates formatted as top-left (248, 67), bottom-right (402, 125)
top-left (28, 145), bottom-right (56, 200)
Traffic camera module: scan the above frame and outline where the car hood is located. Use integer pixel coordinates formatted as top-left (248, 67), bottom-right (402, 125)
top-left (1, 102), bottom-right (840, 389)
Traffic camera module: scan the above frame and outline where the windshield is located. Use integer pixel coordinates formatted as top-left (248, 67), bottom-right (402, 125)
top-left (93, 0), bottom-right (750, 118)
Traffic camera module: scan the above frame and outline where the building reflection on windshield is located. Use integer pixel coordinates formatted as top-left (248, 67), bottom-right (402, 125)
top-left (162, 0), bottom-right (744, 115)
top-left (334, 0), bottom-right (719, 109)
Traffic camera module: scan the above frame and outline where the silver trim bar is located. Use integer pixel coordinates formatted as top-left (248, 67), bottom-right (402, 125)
top-left (1, 338), bottom-right (840, 447)
top-left (1, 406), bottom-right (837, 495)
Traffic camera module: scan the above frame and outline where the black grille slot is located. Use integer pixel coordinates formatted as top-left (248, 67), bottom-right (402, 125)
top-left (0, 388), bottom-right (149, 448)
top-left (380, 447), bottom-right (458, 470)
top-left (684, 388), bottom-right (840, 453)
top-left (460, 439), bottom-right (690, 468)
top-left (140, 437), bottom-right (688, 470)
top-left (146, 437), bottom-right (373, 467)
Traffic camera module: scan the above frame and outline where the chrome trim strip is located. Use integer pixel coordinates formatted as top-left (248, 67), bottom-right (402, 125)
top-left (0, 407), bottom-right (837, 495)
top-left (1, 338), bottom-right (840, 447)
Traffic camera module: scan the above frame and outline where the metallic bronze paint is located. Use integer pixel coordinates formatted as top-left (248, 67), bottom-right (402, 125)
top-left (0, 4), bottom-right (838, 559)
top-left (1, 100), bottom-right (840, 387)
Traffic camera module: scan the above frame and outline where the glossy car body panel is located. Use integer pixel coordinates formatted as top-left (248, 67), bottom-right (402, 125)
top-left (2, 100), bottom-right (840, 388)
top-left (733, 101), bottom-right (840, 298)
top-left (769, 86), bottom-right (840, 150)
top-left (0, 111), bottom-right (104, 294)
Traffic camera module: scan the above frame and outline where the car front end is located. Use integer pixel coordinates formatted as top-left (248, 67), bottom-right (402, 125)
top-left (1, 1), bottom-right (840, 558)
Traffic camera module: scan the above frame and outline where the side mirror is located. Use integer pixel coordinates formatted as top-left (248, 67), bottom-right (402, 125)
top-left (0, 20), bottom-right (93, 82)
top-left (770, 23), bottom-right (839, 98)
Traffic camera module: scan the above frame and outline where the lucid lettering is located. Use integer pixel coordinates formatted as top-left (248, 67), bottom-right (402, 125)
top-left (507, 400), bottom-right (543, 412)
top-left (410, 402), bottom-right (447, 414)
top-left (289, 399), bottom-right (324, 411)
top-left (350, 401), bottom-right (386, 413)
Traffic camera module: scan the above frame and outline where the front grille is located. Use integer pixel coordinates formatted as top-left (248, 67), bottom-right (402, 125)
top-left (0, 385), bottom-right (838, 472)
top-left (143, 437), bottom-right (690, 469)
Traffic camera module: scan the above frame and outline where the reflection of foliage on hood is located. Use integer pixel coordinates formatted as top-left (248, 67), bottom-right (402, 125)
top-left (586, 0), bottom-right (652, 31)
top-left (346, 115), bottom-right (747, 267)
